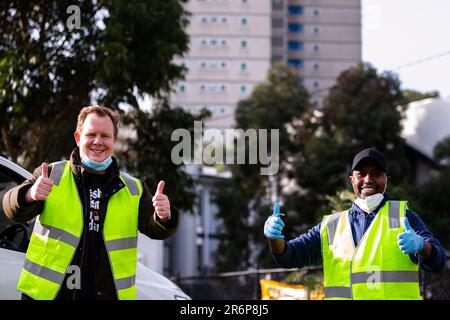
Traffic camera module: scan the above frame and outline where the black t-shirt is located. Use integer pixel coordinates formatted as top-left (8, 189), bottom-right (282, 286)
top-left (56, 167), bottom-right (117, 300)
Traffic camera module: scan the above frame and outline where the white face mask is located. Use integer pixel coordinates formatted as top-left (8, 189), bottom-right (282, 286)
top-left (354, 193), bottom-right (384, 213)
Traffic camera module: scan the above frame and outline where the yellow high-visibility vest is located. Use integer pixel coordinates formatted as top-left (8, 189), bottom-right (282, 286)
top-left (17, 161), bottom-right (142, 300)
top-left (320, 200), bottom-right (422, 300)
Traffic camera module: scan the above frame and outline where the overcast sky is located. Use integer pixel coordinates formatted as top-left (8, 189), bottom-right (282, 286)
top-left (362, 0), bottom-right (450, 98)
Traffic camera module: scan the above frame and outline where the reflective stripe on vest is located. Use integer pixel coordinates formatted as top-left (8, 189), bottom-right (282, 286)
top-left (33, 219), bottom-right (79, 247)
top-left (324, 286), bottom-right (352, 299)
top-left (120, 171), bottom-right (140, 196)
top-left (17, 161), bottom-right (142, 300)
top-left (320, 200), bottom-right (422, 300)
top-left (351, 270), bottom-right (419, 284)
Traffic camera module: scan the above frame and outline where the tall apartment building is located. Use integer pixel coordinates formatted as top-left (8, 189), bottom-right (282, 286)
top-left (167, 0), bottom-right (361, 278)
top-left (170, 0), bottom-right (361, 130)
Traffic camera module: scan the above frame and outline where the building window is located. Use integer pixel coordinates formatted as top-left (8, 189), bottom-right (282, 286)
top-left (200, 60), bottom-right (228, 70)
top-left (314, 9), bottom-right (319, 16)
top-left (288, 5), bottom-right (303, 15)
top-left (314, 27), bottom-right (320, 34)
top-left (314, 44), bottom-right (320, 52)
top-left (288, 59), bottom-right (304, 69)
top-left (178, 84), bottom-right (186, 93)
top-left (240, 17), bottom-right (248, 26)
top-left (240, 0), bottom-right (248, 4)
top-left (240, 85), bottom-right (247, 94)
top-left (272, 0), bottom-right (283, 11)
top-left (313, 81), bottom-right (319, 88)
top-left (240, 39), bottom-right (248, 49)
top-left (288, 40), bottom-right (303, 51)
top-left (272, 36), bottom-right (283, 47)
top-left (288, 23), bottom-right (303, 33)
top-left (209, 60), bottom-right (218, 69)
top-left (272, 55), bottom-right (283, 62)
top-left (240, 62), bottom-right (247, 72)
top-left (199, 83), bottom-right (228, 93)
top-left (313, 63), bottom-right (319, 70)
top-left (272, 18), bottom-right (284, 28)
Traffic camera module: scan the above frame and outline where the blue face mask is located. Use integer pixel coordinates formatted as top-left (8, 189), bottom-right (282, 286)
top-left (81, 155), bottom-right (112, 171)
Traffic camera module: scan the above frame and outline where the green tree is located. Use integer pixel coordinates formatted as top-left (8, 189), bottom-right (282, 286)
top-left (401, 89), bottom-right (440, 105)
top-left (0, 0), bottom-right (189, 170)
top-left (290, 63), bottom-right (411, 227)
top-left (213, 64), bottom-right (310, 271)
top-left (120, 105), bottom-right (209, 212)
top-left (412, 137), bottom-right (450, 248)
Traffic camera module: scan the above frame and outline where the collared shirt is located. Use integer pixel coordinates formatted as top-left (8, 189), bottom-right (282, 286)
top-left (273, 194), bottom-right (446, 273)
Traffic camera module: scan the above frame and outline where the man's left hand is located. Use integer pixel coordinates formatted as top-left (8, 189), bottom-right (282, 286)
top-left (398, 217), bottom-right (424, 254)
top-left (152, 180), bottom-right (171, 221)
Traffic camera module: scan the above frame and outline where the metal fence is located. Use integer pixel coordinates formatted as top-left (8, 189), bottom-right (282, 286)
top-left (422, 256), bottom-right (450, 299)
top-left (174, 255), bottom-right (450, 300)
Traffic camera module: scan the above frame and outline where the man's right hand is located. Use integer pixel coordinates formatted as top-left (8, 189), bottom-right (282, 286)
top-left (264, 200), bottom-right (285, 239)
top-left (25, 163), bottom-right (54, 203)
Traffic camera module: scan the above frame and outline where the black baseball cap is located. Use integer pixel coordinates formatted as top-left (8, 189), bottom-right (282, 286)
top-left (351, 147), bottom-right (388, 174)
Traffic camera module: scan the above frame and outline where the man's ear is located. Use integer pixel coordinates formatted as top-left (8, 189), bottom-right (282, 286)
top-left (74, 131), bottom-right (80, 146)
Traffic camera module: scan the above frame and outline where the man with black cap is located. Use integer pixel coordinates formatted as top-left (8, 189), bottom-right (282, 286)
top-left (264, 147), bottom-right (446, 300)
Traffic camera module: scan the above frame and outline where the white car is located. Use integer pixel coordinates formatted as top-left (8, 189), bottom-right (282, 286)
top-left (0, 156), bottom-right (190, 300)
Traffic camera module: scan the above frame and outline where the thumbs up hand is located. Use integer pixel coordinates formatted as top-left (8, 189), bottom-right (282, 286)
top-left (397, 217), bottom-right (424, 254)
top-left (264, 200), bottom-right (285, 239)
top-left (25, 163), bottom-right (54, 203)
top-left (152, 180), bottom-right (171, 221)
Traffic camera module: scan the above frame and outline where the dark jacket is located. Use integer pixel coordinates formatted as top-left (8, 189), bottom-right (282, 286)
top-left (2, 148), bottom-right (179, 299)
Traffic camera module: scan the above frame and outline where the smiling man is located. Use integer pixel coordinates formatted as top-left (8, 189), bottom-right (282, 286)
top-left (2, 105), bottom-right (179, 300)
top-left (264, 147), bottom-right (446, 300)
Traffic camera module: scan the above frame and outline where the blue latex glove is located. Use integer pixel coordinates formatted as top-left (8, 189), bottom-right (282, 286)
top-left (264, 200), bottom-right (285, 239)
top-left (397, 217), bottom-right (424, 254)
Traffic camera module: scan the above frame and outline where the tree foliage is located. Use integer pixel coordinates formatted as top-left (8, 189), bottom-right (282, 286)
top-left (401, 89), bottom-right (440, 105)
top-left (289, 63), bottom-right (411, 227)
top-left (411, 138), bottom-right (450, 248)
top-left (120, 105), bottom-right (209, 213)
top-left (214, 63), bottom-right (418, 271)
top-left (213, 64), bottom-right (310, 271)
top-left (0, 0), bottom-right (189, 170)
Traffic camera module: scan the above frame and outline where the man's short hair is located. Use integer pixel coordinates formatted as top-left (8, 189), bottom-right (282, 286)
top-left (76, 105), bottom-right (120, 137)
